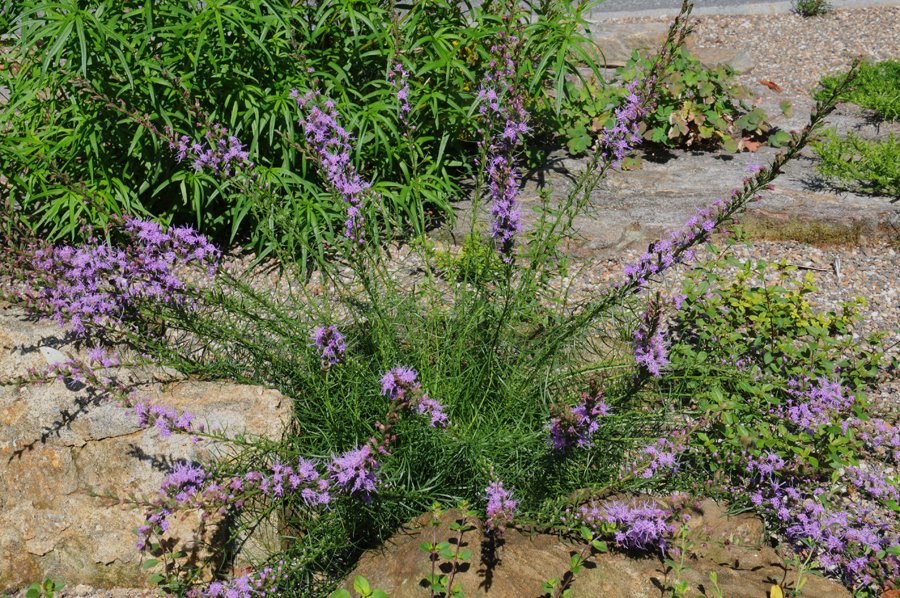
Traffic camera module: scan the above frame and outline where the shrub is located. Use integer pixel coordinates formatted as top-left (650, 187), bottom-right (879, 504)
top-left (818, 60), bottom-right (900, 121)
top-left (813, 128), bottom-right (900, 197)
top-left (0, 0), bottom-right (598, 259)
top-left (563, 46), bottom-right (787, 155)
top-left (792, 0), bottom-right (831, 17)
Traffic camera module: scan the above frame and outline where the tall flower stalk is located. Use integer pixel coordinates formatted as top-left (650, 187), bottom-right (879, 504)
top-left (476, 21), bottom-right (529, 264)
top-left (293, 90), bottom-right (373, 245)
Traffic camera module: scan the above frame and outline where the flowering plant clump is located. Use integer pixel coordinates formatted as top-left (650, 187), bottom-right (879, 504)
top-left (4, 1), bottom-right (895, 595)
top-left (564, 499), bottom-right (675, 552)
top-left (742, 457), bottom-right (900, 590)
top-left (16, 217), bottom-right (219, 334)
top-left (778, 376), bottom-right (855, 433)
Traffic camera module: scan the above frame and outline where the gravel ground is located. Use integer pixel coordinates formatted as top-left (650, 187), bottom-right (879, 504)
top-left (607, 7), bottom-right (900, 97)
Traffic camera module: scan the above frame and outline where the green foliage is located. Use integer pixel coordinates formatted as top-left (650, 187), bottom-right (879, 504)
top-left (563, 46), bottom-right (779, 154)
top-left (23, 580), bottom-right (64, 598)
top-left (431, 233), bottom-right (506, 285)
top-left (792, 0), bottom-right (831, 17)
top-left (812, 128), bottom-right (900, 197)
top-left (0, 0), bottom-right (599, 256)
top-left (667, 249), bottom-right (883, 480)
top-left (329, 576), bottom-right (389, 598)
top-left (817, 60), bottom-right (900, 121)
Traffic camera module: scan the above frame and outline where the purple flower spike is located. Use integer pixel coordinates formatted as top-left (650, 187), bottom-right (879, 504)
top-left (547, 388), bottom-right (608, 452)
top-left (476, 31), bottom-right (529, 264)
top-left (330, 445), bottom-right (379, 497)
top-left (633, 299), bottom-right (669, 377)
top-left (598, 75), bottom-right (656, 168)
top-left (485, 479), bottom-right (517, 532)
top-left (294, 89), bottom-right (372, 244)
top-left (388, 63), bottom-right (412, 132)
top-left (312, 324), bottom-right (346, 369)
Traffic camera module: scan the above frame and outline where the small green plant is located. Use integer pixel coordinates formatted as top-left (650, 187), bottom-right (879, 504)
top-left (705, 571), bottom-right (724, 598)
top-left (664, 523), bottom-right (693, 597)
top-left (812, 128), bottom-right (900, 197)
top-left (817, 60), bottom-right (900, 120)
top-left (420, 503), bottom-right (476, 598)
top-left (542, 525), bottom-right (608, 598)
top-left (432, 233), bottom-right (506, 285)
top-left (792, 0), bottom-right (831, 17)
top-left (329, 576), bottom-right (389, 598)
top-left (24, 579), bottom-right (64, 598)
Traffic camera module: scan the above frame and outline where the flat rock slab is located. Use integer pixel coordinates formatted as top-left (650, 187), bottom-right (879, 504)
top-left (586, 21), bottom-right (755, 71)
top-left (0, 306), bottom-right (291, 591)
top-left (441, 103), bottom-right (898, 257)
top-left (345, 500), bottom-right (849, 597)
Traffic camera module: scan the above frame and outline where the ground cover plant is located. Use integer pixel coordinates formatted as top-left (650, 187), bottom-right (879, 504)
top-left (813, 129), bottom-right (900, 198)
top-left (1, 2), bottom-right (898, 597)
top-left (818, 60), bottom-right (900, 121)
top-left (811, 60), bottom-right (900, 199)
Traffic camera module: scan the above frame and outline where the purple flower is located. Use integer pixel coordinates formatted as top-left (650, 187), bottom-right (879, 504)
top-left (476, 32), bottom-right (529, 264)
top-left (168, 124), bottom-right (252, 179)
top-left (330, 445), bottom-right (379, 497)
top-left (199, 562), bottom-right (286, 597)
top-left (547, 388), bottom-right (608, 452)
top-left (633, 299), bottom-right (669, 377)
top-left (294, 90), bottom-right (372, 244)
top-left (380, 366), bottom-right (419, 400)
top-left (417, 395), bottom-right (450, 428)
top-left (626, 437), bottom-right (684, 479)
top-left (379, 366), bottom-right (451, 428)
top-left (779, 377), bottom-right (855, 433)
top-left (311, 324), bottom-right (346, 369)
top-left (135, 401), bottom-right (205, 439)
top-left (485, 479), bottom-right (517, 532)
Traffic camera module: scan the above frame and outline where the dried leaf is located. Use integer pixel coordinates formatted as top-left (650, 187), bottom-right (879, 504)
top-left (759, 79), bottom-right (783, 93)
top-left (880, 591), bottom-right (900, 598)
top-left (739, 138), bottom-right (762, 152)
top-left (770, 585), bottom-right (784, 598)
